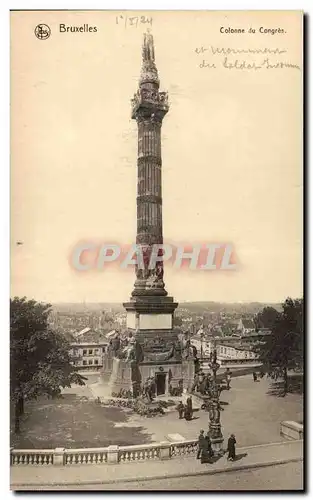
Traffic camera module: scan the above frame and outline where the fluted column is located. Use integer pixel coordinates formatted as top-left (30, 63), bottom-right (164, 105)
top-left (132, 116), bottom-right (167, 297)
top-left (137, 119), bottom-right (162, 245)
top-left (130, 33), bottom-right (169, 298)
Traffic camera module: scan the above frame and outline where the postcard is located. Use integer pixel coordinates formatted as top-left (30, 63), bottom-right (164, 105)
top-left (10, 10), bottom-right (303, 491)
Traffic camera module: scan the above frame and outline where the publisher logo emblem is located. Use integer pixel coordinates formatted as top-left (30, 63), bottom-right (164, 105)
top-left (34, 24), bottom-right (51, 40)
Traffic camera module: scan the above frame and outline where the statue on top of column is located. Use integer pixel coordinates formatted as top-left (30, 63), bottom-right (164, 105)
top-left (142, 32), bottom-right (155, 62)
top-left (140, 32), bottom-right (159, 87)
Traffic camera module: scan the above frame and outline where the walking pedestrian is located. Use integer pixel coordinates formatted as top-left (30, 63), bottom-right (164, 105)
top-left (196, 429), bottom-right (205, 459)
top-left (225, 368), bottom-right (232, 390)
top-left (227, 433), bottom-right (236, 461)
top-left (253, 371), bottom-right (258, 382)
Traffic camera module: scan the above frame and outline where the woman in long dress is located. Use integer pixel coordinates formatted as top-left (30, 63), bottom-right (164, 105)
top-left (227, 434), bottom-right (236, 461)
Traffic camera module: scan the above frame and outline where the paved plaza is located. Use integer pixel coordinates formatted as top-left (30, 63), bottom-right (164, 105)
top-left (127, 375), bottom-right (303, 446)
top-left (74, 462), bottom-right (303, 491)
top-left (11, 374), bottom-right (303, 450)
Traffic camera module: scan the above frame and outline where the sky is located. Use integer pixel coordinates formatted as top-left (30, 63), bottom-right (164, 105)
top-left (10, 10), bottom-right (303, 303)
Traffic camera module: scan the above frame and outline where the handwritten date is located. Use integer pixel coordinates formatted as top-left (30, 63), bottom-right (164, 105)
top-left (116, 15), bottom-right (152, 29)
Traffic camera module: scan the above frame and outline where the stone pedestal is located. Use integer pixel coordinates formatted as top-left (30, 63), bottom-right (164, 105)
top-left (107, 445), bottom-right (119, 464)
top-left (53, 448), bottom-right (65, 466)
top-left (159, 441), bottom-right (171, 460)
top-left (280, 420), bottom-right (304, 440)
top-left (108, 358), bottom-right (133, 395)
top-left (102, 354), bottom-right (114, 382)
top-left (209, 419), bottom-right (224, 456)
top-left (210, 436), bottom-right (225, 456)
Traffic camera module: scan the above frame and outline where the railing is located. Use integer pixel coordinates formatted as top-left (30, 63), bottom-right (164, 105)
top-left (119, 443), bottom-right (161, 462)
top-left (65, 448), bottom-right (108, 465)
top-left (170, 440), bottom-right (198, 458)
top-left (11, 449), bottom-right (54, 466)
top-left (11, 439), bottom-right (198, 466)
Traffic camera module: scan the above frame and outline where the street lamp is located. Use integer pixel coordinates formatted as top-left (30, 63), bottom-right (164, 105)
top-left (208, 341), bottom-right (224, 455)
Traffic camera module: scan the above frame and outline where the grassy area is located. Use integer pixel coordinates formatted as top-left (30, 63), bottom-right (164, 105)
top-left (11, 394), bottom-right (153, 449)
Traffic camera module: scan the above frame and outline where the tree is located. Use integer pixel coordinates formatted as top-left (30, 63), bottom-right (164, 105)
top-left (255, 306), bottom-right (280, 331)
top-left (256, 297), bottom-right (303, 395)
top-left (10, 297), bottom-right (86, 433)
top-left (173, 316), bottom-right (183, 327)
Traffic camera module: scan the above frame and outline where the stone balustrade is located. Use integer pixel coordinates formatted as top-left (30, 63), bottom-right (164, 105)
top-left (65, 447), bottom-right (108, 465)
top-left (10, 449), bottom-right (54, 466)
top-left (170, 440), bottom-right (198, 458)
top-left (11, 439), bottom-right (198, 466)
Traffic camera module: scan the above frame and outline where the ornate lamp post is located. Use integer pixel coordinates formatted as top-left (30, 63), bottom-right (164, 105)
top-left (208, 340), bottom-right (224, 455)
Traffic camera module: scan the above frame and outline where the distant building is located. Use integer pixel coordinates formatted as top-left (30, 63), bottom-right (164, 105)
top-left (237, 318), bottom-right (255, 335)
top-left (203, 330), bottom-right (271, 367)
top-left (69, 341), bottom-right (108, 371)
top-left (217, 342), bottom-right (258, 361)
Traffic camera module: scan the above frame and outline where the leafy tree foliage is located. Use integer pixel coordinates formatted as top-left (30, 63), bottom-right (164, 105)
top-left (10, 297), bottom-right (86, 433)
top-left (255, 306), bottom-right (280, 331)
top-left (256, 297), bottom-right (303, 395)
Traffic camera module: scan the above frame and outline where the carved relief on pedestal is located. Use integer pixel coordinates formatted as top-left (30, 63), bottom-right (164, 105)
top-left (144, 337), bottom-right (171, 352)
top-left (140, 336), bottom-right (182, 362)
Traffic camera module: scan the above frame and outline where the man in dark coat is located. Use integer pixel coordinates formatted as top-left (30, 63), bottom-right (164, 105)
top-left (196, 429), bottom-right (205, 459)
top-left (200, 432), bottom-right (213, 463)
top-left (206, 431), bottom-right (213, 457)
top-left (176, 401), bottom-right (185, 419)
top-left (227, 434), bottom-right (236, 461)
top-left (185, 396), bottom-right (193, 421)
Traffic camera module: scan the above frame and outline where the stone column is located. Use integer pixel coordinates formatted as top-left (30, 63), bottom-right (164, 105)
top-left (130, 33), bottom-right (169, 299)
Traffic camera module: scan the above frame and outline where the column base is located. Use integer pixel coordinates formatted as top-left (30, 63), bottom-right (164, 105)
top-left (209, 422), bottom-right (224, 456)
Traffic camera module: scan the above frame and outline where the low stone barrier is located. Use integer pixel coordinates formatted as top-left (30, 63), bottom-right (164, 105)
top-left (11, 439), bottom-right (198, 466)
top-left (64, 447), bottom-right (109, 465)
top-left (280, 421), bottom-right (303, 441)
top-left (11, 449), bottom-right (54, 466)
